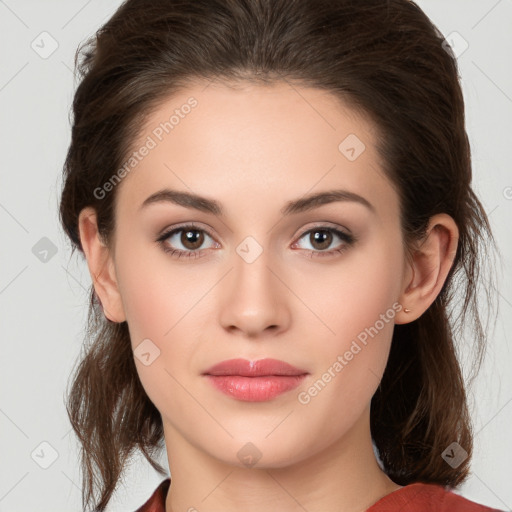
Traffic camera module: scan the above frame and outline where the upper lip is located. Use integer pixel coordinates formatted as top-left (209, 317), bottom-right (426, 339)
top-left (203, 358), bottom-right (308, 377)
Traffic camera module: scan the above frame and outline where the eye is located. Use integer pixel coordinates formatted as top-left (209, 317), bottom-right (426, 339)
top-left (156, 224), bottom-right (219, 259)
top-left (156, 223), bottom-right (356, 260)
top-left (292, 226), bottom-right (356, 258)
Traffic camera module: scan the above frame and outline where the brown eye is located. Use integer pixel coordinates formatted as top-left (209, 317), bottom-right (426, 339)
top-left (180, 229), bottom-right (204, 250)
top-left (309, 230), bottom-right (333, 250)
top-left (156, 225), bottom-right (218, 258)
top-left (293, 226), bottom-right (355, 258)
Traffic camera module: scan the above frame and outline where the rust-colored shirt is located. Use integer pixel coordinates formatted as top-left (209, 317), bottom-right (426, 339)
top-left (134, 478), bottom-right (504, 512)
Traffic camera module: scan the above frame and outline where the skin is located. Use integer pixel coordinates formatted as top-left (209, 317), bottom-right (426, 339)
top-left (78, 80), bottom-right (459, 512)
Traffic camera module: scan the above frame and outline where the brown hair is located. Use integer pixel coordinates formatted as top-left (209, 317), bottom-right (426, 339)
top-left (59, 0), bottom-right (499, 510)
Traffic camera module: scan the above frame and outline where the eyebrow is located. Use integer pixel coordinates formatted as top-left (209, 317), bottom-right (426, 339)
top-left (139, 188), bottom-right (375, 216)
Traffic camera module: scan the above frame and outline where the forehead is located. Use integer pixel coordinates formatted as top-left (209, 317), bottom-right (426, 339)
top-left (114, 80), bottom-right (396, 221)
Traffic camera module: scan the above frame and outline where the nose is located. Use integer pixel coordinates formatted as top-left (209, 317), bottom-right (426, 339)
top-left (218, 247), bottom-right (291, 338)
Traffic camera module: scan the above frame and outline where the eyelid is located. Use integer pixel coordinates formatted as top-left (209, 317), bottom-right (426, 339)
top-left (157, 221), bottom-right (351, 244)
top-left (156, 221), bottom-right (356, 258)
top-left (291, 224), bottom-right (355, 252)
top-left (157, 221), bottom-right (216, 239)
top-left (294, 221), bottom-right (352, 238)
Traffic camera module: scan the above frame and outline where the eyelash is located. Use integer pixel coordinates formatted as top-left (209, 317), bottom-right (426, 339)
top-left (155, 223), bottom-right (356, 260)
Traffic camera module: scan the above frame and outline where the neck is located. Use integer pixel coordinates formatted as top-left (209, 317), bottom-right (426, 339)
top-left (163, 405), bottom-right (400, 512)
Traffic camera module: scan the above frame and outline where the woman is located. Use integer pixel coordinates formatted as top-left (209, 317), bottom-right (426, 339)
top-left (59, 0), bottom-right (504, 511)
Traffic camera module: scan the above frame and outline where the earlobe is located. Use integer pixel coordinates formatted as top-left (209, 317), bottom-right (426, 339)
top-left (77, 207), bottom-right (126, 323)
top-left (395, 213), bottom-right (459, 325)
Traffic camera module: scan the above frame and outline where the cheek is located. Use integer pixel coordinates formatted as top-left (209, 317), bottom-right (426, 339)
top-left (304, 235), bottom-right (403, 345)
top-left (118, 263), bottom-right (199, 420)
top-left (296, 272), bottom-right (399, 440)
top-left (296, 235), bottom-right (403, 415)
top-left (114, 234), bottom-right (203, 344)
top-left (113, 241), bottom-right (209, 400)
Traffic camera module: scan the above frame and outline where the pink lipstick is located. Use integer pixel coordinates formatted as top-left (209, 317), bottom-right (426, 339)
top-left (202, 358), bottom-right (308, 402)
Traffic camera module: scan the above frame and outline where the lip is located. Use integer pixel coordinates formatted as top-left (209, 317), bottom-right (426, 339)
top-left (203, 358), bottom-right (307, 377)
top-left (202, 358), bottom-right (308, 402)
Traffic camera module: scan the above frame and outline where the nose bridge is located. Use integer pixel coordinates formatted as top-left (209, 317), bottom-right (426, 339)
top-left (234, 238), bottom-right (274, 296)
top-left (218, 235), bottom-right (289, 335)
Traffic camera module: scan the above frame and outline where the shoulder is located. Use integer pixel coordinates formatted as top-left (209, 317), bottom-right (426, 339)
top-left (134, 478), bottom-right (170, 512)
top-left (367, 482), bottom-right (505, 512)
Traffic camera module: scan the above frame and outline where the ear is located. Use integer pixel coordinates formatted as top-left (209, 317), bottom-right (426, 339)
top-left (395, 213), bottom-right (459, 325)
top-left (78, 207), bottom-right (126, 323)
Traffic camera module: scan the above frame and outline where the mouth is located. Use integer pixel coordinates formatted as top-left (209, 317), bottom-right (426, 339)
top-left (202, 358), bottom-right (308, 377)
top-left (202, 358), bottom-right (309, 402)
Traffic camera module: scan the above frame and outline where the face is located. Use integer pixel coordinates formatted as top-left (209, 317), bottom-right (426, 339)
top-left (107, 80), bottom-right (408, 469)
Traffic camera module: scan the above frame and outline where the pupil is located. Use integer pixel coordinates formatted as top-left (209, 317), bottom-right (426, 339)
top-left (312, 230), bottom-right (331, 250)
top-left (183, 230), bottom-right (203, 249)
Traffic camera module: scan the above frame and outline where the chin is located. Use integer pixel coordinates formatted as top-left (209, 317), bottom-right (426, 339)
top-left (203, 432), bottom-right (311, 471)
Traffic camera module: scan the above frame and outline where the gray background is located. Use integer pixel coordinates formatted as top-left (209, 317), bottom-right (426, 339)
top-left (0, 1), bottom-right (511, 511)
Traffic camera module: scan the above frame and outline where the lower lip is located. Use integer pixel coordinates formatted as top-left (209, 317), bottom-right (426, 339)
top-left (204, 375), bottom-right (307, 402)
